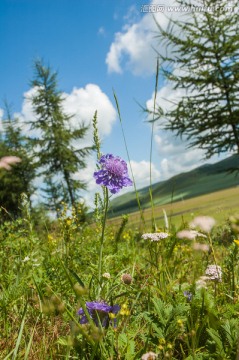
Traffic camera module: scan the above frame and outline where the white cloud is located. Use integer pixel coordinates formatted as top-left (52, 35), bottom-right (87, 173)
top-left (145, 64), bottom-right (228, 180)
top-left (154, 126), bottom-right (220, 180)
top-left (106, 0), bottom-right (222, 75)
top-left (98, 26), bottom-right (106, 36)
top-left (63, 84), bottom-right (116, 140)
top-left (106, 21), bottom-right (157, 75)
top-left (147, 86), bottom-right (207, 179)
top-left (106, 0), bottom-right (180, 75)
top-left (146, 81), bottom-right (186, 116)
top-left (74, 155), bottom-right (98, 208)
top-left (16, 84), bottom-right (117, 145)
top-left (130, 159), bottom-right (161, 189)
top-left (143, 65), bottom-right (209, 180)
top-left (158, 147), bottom-right (206, 179)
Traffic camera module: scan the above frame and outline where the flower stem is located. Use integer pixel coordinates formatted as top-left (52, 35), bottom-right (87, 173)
top-left (208, 233), bottom-right (217, 265)
top-left (98, 187), bottom-right (109, 297)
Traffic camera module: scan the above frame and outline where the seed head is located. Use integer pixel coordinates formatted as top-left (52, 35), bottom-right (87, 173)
top-left (121, 273), bottom-right (133, 285)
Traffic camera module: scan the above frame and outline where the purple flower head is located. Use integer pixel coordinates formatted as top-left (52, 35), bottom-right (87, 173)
top-left (78, 301), bottom-right (120, 328)
top-left (94, 154), bottom-right (133, 194)
top-left (183, 290), bottom-right (193, 302)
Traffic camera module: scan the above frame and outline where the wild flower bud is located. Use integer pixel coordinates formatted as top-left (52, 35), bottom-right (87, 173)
top-left (121, 273), bottom-right (133, 285)
top-left (57, 302), bottom-right (65, 313)
top-left (102, 272), bottom-right (111, 279)
top-left (73, 283), bottom-right (88, 296)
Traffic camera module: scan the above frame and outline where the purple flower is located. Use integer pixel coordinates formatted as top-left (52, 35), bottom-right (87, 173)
top-left (183, 290), bottom-right (193, 302)
top-left (78, 301), bottom-right (120, 328)
top-left (93, 154), bottom-right (133, 194)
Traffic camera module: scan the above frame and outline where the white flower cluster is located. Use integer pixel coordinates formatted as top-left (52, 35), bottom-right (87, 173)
top-left (196, 265), bottom-right (222, 288)
top-left (141, 232), bottom-right (169, 242)
top-left (205, 265), bottom-right (222, 282)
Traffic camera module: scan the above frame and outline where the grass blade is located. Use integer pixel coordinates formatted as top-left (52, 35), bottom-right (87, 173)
top-left (12, 303), bottom-right (28, 360)
top-left (24, 315), bottom-right (40, 360)
top-left (113, 90), bottom-right (145, 228)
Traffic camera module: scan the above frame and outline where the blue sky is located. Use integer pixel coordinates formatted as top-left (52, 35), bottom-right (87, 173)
top-left (0, 0), bottom-right (230, 206)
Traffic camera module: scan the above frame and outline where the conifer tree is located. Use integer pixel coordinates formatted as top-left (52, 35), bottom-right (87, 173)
top-left (155, 0), bottom-right (239, 158)
top-left (0, 106), bottom-right (36, 220)
top-left (28, 60), bottom-right (93, 213)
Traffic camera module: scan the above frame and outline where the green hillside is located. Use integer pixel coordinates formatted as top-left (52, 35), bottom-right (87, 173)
top-left (108, 154), bottom-right (239, 217)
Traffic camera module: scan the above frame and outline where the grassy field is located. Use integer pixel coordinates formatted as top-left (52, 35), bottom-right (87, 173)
top-left (108, 155), bottom-right (239, 218)
top-left (1, 158), bottom-right (239, 359)
top-left (1, 186), bottom-right (239, 358)
top-left (108, 186), bottom-right (239, 229)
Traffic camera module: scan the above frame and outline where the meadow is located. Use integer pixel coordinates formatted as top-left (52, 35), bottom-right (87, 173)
top-left (108, 186), bottom-right (239, 230)
top-left (1, 1), bottom-right (239, 357)
top-left (1, 153), bottom-right (239, 360)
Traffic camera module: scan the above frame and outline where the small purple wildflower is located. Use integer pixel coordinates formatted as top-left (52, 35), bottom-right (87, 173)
top-left (183, 290), bottom-right (193, 302)
top-left (78, 301), bottom-right (120, 328)
top-left (93, 154), bottom-right (133, 194)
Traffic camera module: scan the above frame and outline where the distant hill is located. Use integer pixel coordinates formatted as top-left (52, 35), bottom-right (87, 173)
top-left (108, 154), bottom-right (239, 218)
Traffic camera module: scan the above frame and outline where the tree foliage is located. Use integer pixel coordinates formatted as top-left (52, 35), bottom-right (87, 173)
top-left (28, 60), bottom-right (94, 214)
top-left (155, 0), bottom-right (239, 158)
top-left (0, 106), bottom-right (36, 220)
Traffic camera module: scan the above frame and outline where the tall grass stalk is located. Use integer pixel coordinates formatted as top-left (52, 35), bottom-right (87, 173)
top-left (12, 303), bottom-right (28, 360)
top-left (149, 59), bottom-right (159, 231)
top-left (92, 111), bottom-right (110, 297)
top-left (24, 315), bottom-right (40, 360)
top-left (97, 187), bottom-right (109, 297)
top-left (113, 91), bottom-right (145, 227)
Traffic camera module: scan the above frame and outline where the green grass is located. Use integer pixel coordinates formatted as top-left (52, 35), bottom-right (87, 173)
top-left (1, 158), bottom-right (239, 359)
top-left (1, 201), bottom-right (239, 359)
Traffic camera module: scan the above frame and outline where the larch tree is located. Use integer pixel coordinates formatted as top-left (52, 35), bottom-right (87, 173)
top-left (154, 0), bottom-right (239, 159)
top-left (28, 60), bottom-right (94, 214)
